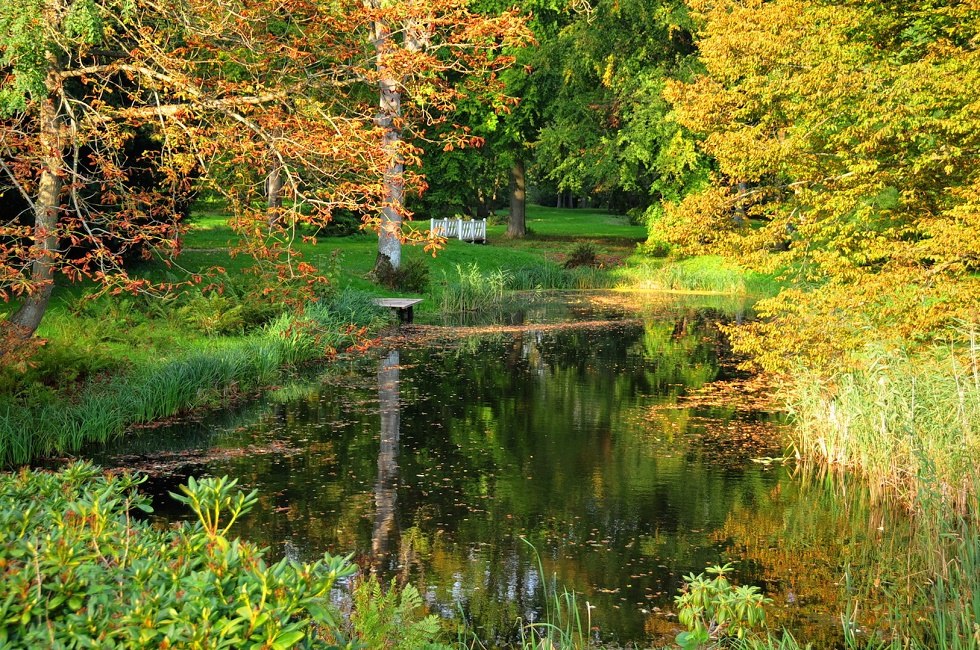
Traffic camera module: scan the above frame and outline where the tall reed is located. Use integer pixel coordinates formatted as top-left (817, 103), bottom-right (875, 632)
top-left (776, 326), bottom-right (980, 648)
top-left (517, 537), bottom-right (590, 650)
top-left (784, 327), bottom-right (980, 512)
top-left (439, 263), bottom-right (511, 312)
top-left (506, 264), bottom-right (614, 291)
top-left (614, 255), bottom-right (777, 295)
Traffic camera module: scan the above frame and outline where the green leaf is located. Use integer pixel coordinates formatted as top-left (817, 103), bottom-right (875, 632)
top-left (270, 629), bottom-right (305, 649)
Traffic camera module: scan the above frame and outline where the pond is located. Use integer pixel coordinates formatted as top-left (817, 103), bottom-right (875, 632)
top-left (85, 293), bottom-right (910, 648)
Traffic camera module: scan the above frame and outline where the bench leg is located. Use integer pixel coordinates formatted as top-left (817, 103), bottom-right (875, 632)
top-left (397, 306), bottom-right (414, 324)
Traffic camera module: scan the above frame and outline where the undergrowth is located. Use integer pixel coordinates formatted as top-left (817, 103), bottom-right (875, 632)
top-left (0, 463), bottom-right (447, 649)
top-left (0, 289), bottom-right (390, 467)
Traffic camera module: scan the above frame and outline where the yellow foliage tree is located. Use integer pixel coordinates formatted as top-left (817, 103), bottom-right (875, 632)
top-left (663, 0), bottom-right (980, 372)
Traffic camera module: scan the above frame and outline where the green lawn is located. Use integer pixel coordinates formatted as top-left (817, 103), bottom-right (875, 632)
top-left (128, 205), bottom-right (646, 297)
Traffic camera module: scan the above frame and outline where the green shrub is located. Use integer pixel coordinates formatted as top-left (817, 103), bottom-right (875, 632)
top-left (396, 258), bottom-right (431, 293)
top-left (373, 256), bottom-right (430, 293)
top-left (562, 242), bottom-right (599, 269)
top-left (627, 206), bottom-right (647, 227)
top-left (642, 238), bottom-right (672, 258)
top-left (0, 464), bottom-right (446, 649)
top-left (675, 563), bottom-right (771, 649)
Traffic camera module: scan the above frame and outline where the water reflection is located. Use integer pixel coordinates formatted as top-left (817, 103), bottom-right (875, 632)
top-left (373, 350), bottom-right (400, 563)
top-left (81, 296), bottom-right (908, 647)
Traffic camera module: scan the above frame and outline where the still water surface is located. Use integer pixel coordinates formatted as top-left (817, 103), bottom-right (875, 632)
top-left (88, 294), bottom-right (907, 647)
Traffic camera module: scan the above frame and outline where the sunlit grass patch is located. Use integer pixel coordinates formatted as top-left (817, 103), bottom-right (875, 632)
top-left (613, 254), bottom-right (780, 296)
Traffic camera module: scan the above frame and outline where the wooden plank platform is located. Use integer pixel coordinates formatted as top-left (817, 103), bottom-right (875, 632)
top-left (373, 298), bottom-right (423, 323)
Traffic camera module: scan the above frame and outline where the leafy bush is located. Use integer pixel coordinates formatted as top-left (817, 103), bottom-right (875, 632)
top-left (675, 563), bottom-right (771, 648)
top-left (627, 206), bottom-right (647, 227)
top-left (0, 464), bottom-right (446, 649)
top-left (373, 256), bottom-right (430, 293)
top-left (562, 242), bottom-right (599, 269)
top-left (396, 258), bottom-right (431, 293)
top-left (642, 238), bottom-right (673, 258)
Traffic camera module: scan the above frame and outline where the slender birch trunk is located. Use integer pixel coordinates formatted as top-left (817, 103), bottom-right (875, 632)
top-left (10, 56), bottom-right (64, 337)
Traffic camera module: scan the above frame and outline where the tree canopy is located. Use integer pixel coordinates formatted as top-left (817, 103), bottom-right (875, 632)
top-left (0, 0), bottom-right (528, 336)
top-left (660, 0), bottom-right (980, 370)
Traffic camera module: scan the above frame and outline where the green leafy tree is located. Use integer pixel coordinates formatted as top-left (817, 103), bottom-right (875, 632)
top-left (529, 0), bottom-right (706, 213)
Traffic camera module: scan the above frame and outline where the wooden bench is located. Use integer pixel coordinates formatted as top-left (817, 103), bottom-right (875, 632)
top-left (373, 298), bottom-right (423, 324)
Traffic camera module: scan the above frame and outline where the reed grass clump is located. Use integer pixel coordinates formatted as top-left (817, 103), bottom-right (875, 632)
top-left (514, 538), bottom-right (591, 650)
top-left (784, 327), bottom-right (980, 513)
top-left (614, 255), bottom-right (778, 295)
top-left (504, 264), bottom-right (614, 291)
top-left (439, 263), bottom-right (511, 312)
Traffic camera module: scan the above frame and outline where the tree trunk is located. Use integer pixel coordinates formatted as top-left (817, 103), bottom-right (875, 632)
top-left (506, 158), bottom-right (526, 238)
top-left (733, 180), bottom-right (748, 226)
top-left (266, 159), bottom-right (284, 226)
top-left (375, 78), bottom-right (403, 271)
top-left (476, 188), bottom-right (491, 220)
top-left (9, 62), bottom-right (64, 338)
top-left (368, 1), bottom-right (425, 272)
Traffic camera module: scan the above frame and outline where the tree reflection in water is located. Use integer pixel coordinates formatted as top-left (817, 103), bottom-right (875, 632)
top-left (373, 350), bottom-right (400, 566)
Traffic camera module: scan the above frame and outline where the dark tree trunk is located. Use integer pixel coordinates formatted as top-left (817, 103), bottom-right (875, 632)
top-left (733, 181), bottom-right (748, 226)
top-left (476, 188), bottom-right (491, 220)
top-left (507, 158), bottom-right (526, 238)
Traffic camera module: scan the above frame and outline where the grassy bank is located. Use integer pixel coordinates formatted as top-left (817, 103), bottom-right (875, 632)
top-left (0, 289), bottom-right (390, 466)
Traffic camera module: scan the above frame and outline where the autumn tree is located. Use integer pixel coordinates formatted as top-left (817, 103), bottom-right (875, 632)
top-left (0, 0), bottom-right (527, 340)
top-left (358, 0), bottom-right (529, 271)
top-left (0, 0), bottom-right (368, 339)
top-left (662, 0), bottom-right (980, 371)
